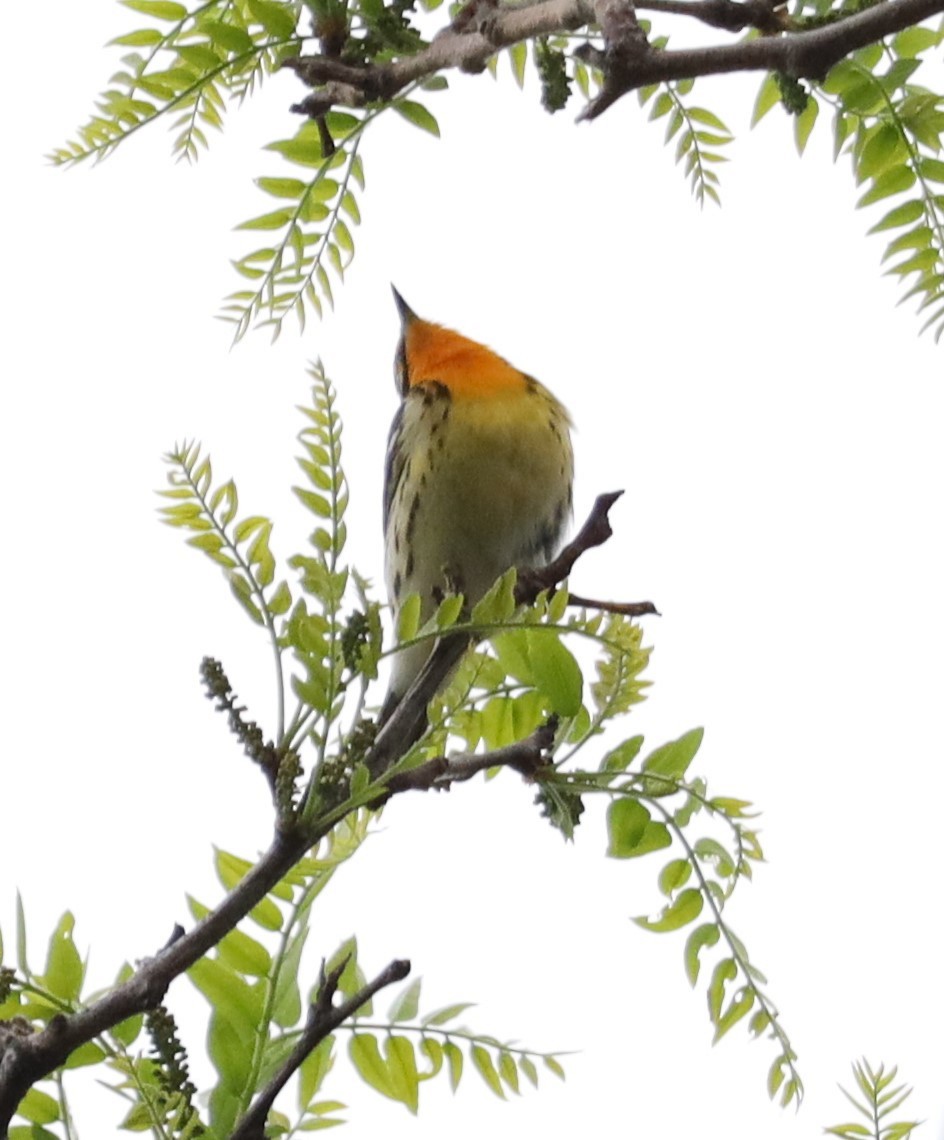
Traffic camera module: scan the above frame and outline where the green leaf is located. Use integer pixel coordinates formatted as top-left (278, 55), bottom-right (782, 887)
top-left (509, 41), bottom-right (527, 88)
top-left (658, 858), bottom-right (692, 895)
top-left (188, 957), bottom-right (264, 1040)
top-left (122, 0), bottom-right (187, 19)
top-left (257, 176), bottom-right (307, 199)
top-left (642, 727), bottom-right (703, 781)
top-left (751, 72), bottom-right (781, 125)
top-left (544, 1056), bottom-right (565, 1080)
top-left (868, 199), bottom-right (925, 233)
top-left (388, 978), bottom-right (422, 1022)
top-left (230, 573), bottom-right (264, 624)
top-left (421, 1001), bottom-right (474, 1027)
top-left (110, 28), bottom-right (165, 45)
top-left (471, 1046), bottom-right (505, 1099)
top-left (526, 628), bottom-right (582, 716)
top-left (857, 124), bottom-right (905, 182)
top-left (111, 1010), bottom-right (144, 1047)
top-left (894, 25), bottom-right (942, 56)
top-left (397, 593), bottom-right (422, 641)
top-left (601, 734), bottom-right (644, 772)
top-left (237, 208), bottom-right (296, 231)
top-left (498, 1051), bottom-right (520, 1094)
top-left (247, 0), bottom-right (299, 37)
top-left (707, 957), bottom-right (738, 1022)
top-left (684, 922), bottom-right (720, 986)
top-left (349, 1034), bottom-right (397, 1099)
top-left (919, 156), bottom-right (944, 182)
top-left (63, 1040), bottom-right (107, 1069)
top-left (41, 912), bottom-right (83, 1002)
top-left (386, 1036), bottom-right (420, 1112)
top-left (443, 1041), bottom-right (463, 1090)
top-left (299, 1036), bottom-right (335, 1110)
top-left (394, 100), bottom-right (441, 136)
top-left (204, 20), bottom-right (255, 53)
top-left (217, 926), bottom-right (273, 978)
top-left (749, 1009), bottom-right (771, 1036)
top-left (606, 798), bottom-right (671, 859)
top-left (694, 837), bottom-right (735, 877)
top-left (794, 96), bottom-right (818, 155)
top-left (273, 926), bottom-right (307, 1029)
top-left (15, 1088), bottom-right (61, 1126)
top-left (520, 1055), bottom-right (539, 1087)
top-left (857, 165), bottom-right (916, 207)
top-left (634, 887), bottom-right (703, 932)
top-left (714, 986), bottom-right (755, 1042)
top-left (491, 630), bottom-right (534, 685)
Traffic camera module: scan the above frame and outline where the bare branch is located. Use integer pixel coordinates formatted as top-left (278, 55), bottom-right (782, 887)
top-left (579, 0), bottom-right (944, 117)
top-left (382, 717), bottom-right (560, 797)
top-left (517, 490), bottom-right (627, 601)
top-left (637, 0), bottom-right (789, 33)
top-left (567, 592), bottom-right (660, 616)
top-left (283, 0), bottom-right (944, 122)
top-left (283, 0), bottom-right (593, 109)
top-left (231, 958), bottom-right (411, 1140)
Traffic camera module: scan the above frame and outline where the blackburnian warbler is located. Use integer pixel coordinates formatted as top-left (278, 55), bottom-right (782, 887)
top-left (382, 287), bottom-right (574, 712)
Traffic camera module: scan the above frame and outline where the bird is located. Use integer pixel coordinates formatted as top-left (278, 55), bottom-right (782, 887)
top-left (381, 286), bottom-right (574, 720)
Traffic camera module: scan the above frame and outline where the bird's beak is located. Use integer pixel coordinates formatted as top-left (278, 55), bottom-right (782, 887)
top-left (391, 284), bottom-right (417, 324)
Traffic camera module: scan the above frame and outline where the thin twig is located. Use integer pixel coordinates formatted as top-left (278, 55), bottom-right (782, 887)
top-left (516, 490), bottom-right (624, 602)
top-left (231, 958), bottom-right (411, 1140)
top-left (567, 592), bottom-right (659, 617)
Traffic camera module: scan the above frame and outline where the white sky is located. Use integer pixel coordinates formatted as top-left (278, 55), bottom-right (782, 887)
top-left (2, 2), bottom-right (943, 1137)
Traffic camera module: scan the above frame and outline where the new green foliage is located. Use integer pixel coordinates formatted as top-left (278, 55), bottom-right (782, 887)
top-left (753, 22), bottom-right (944, 340)
top-left (4, 364), bottom-right (796, 1132)
top-left (825, 1059), bottom-right (921, 1140)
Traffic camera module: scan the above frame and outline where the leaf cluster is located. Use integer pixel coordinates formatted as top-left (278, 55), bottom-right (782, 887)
top-left (754, 22), bottom-right (944, 338)
top-left (154, 363), bottom-right (799, 1104)
top-left (0, 817), bottom-right (564, 1136)
top-left (553, 725), bottom-right (803, 1106)
top-left (50, 0), bottom-right (304, 166)
top-left (3, 362), bottom-right (797, 1130)
top-left (60, 0), bottom-right (944, 337)
top-left (826, 1059), bottom-right (922, 1140)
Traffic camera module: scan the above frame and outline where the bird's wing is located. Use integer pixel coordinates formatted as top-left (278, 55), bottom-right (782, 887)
top-left (383, 400), bottom-right (407, 538)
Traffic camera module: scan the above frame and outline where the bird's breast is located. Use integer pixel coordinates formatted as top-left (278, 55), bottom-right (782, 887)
top-left (386, 382), bottom-right (573, 610)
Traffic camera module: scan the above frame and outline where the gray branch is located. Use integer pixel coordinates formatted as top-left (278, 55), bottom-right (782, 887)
top-left (282, 0), bottom-right (944, 121)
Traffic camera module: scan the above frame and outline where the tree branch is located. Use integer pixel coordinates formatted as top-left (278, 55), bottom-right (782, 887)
top-left (637, 0), bottom-right (789, 34)
top-left (516, 490), bottom-right (629, 602)
top-left (382, 717), bottom-right (560, 797)
top-left (0, 489), bottom-right (646, 1121)
top-left (579, 0), bottom-right (944, 118)
top-left (0, 827), bottom-right (315, 1128)
top-left (231, 958), bottom-right (411, 1140)
top-left (282, 0), bottom-right (944, 122)
top-left (368, 490), bottom-right (653, 768)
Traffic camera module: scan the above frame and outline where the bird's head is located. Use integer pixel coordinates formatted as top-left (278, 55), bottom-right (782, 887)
top-left (391, 285), bottom-right (529, 401)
